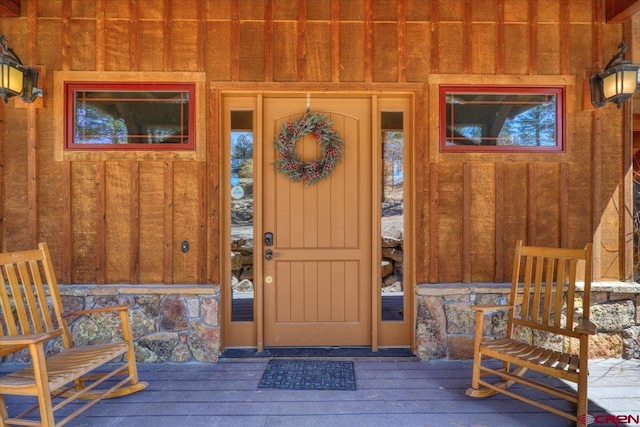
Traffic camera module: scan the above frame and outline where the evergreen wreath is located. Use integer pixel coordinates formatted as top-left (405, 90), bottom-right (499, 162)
top-left (273, 112), bottom-right (344, 186)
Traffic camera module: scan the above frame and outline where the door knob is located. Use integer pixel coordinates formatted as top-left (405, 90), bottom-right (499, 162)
top-left (265, 249), bottom-right (273, 261)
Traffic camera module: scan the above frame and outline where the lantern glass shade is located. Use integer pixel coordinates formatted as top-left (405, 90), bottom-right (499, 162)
top-left (1, 61), bottom-right (24, 97)
top-left (0, 34), bottom-right (43, 103)
top-left (591, 42), bottom-right (640, 108)
top-left (601, 65), bottom-right (639, 100)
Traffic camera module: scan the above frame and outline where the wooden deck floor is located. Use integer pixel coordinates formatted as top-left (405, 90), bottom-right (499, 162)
top-left (2, 358), bottom-right (639, 427)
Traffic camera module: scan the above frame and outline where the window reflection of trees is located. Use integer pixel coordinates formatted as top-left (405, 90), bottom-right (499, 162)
top-left (73, 90), bottom-right (189, 145)
top-left (445, 92), bottom-right (559, 148)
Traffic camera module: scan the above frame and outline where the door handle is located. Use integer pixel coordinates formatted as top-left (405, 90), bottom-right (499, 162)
top-left (265, 249), bottom-right (280, 261)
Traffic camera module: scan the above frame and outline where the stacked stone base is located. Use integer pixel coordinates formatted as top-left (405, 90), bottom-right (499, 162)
top-left (5, 281), bottom-right (638, 364)
top-left (3, 285), bottom-right (221, 364)
top-left (415, 282), bottom-right (640, 361)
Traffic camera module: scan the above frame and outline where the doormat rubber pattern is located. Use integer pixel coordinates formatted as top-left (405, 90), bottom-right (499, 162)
top-left (258, 359), bottom-right (356, 390)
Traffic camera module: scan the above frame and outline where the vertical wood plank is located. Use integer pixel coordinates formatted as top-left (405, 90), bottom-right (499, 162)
top-left (208, 89), bottom-right (220, 283)
top-left (306, 22), bottom-right (332, 81)
top-left (473, 22), bottom-right (497, 74)
top-left (331, 0), bottom-right (340, 82)
top-left (27, 0), bottom-right (37, 247)
top-left (533, 163), bottom-right (560, 247)
top-left (129, 0), bottom-right (139, 70)
top-left (276, 173), bottom-right (292, 248)
top-left (240, 22), bottom-right (266, 81)
top-left (61, 0), bottom-right (72, 282)
top-left (130, 161), bottom-right (140, 283)
top-left (344, 261), bottom-right (358, 322)
top-left (139, 162), bottom-right (165, 283)
top-left (364, 0), bottom-right (373, 82)
top-left (591, 0), bottom-right (603, 281)
top-left (471, 164), bottom-right (497, 282)
top-left (495, 162), bottom-right (504, 282)
top-left (406, 23), bottom-right (430, 82)
top-left (560, 162), bottom-right (569, 248)
top-left (163, 0), bottom-right (171, 71)
top-left (397, 0), bottom-right (406, 83)
top-left (430, 0), bottom-right (440, 74)
top-left (527, 163), bottom-right (536, 245)
top-left (331, 261), bottom-right (345, 321)
top-left (71, 163), bottom-right (98, 283)
top-left (273, 22), bottom-right (297, 81)
top-left (264, 0), bottom-right (274, 81)
top-left (297, 0), bottom-right (307, 81)
top-left (304, 262), bottom-right (318, 321)
top-left (528, 0), bottom-right (537, 73)
top-left (559, 0), bottom-right (570, 75)
top-left (317, 261), bottom-right (331, 320)
top-left (96, 0), bottom-right (105, 71)
top-left (106, 161), bottom-right (131, 283)
top-left (172, 162), bottom-right (200, 283)
top-left (463, 0), bottom-right (472, 73)
top-left (413, 91), bottom-right (427, 282)
top-left (438, 163), bottom-right (463, 282)
top-left (197, 161), bottom-right (207, 284)
top-left (164, 162), bottom-right (174, 283)
top-left (339, 22), bottom-right (365, 81)
top-left (277, 262), bottom-right (292, 322)
top-left (231, 0), bottom-right (240, 81)
top-left (96, 162), bottom-right (106, 284)
top-left (197, 0), bottom-right (206, 72)
top-left (429, 162), bottom-right (438, 283)
top-left (330, 131), bottom-right (346, 247)
top-left (462, 163), bottom-right (471, 283)
top-left (623, 103), bottom-right (634, 281)
top-left (496, 0), bottom-right (505, 74)
top-left (343, 116), bottom-right (359, 248)
top-left (290, 262), bottom-right (304, 321)
top-left (502, 163), bottom-right (528, 276)
top-left (373, 23), bottom-right (398, 81)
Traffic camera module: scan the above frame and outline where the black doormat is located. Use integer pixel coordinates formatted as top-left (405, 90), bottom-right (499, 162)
top-left (258, 359), bottom-right (356, 390)
top-left (222, 346), bottom-right (414, 359)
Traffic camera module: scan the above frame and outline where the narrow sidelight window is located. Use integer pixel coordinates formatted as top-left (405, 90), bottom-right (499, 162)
top-left (381, 111), bottom-right (404, 321)
top-left (230, 110), bottom-right (254, 322)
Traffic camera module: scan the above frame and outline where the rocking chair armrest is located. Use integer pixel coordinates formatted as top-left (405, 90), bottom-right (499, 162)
top-left (470, 304), bottom-right (513, 312)
top-left (574, 318), bottom-right (598, 335)
top-left (63, 305), bottom-right (130, 318)
top-left (0, 330), bottom-right (62, 346)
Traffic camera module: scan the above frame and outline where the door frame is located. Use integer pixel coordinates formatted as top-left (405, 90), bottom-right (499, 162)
top-left (219, 86), bottom-right (421, 353)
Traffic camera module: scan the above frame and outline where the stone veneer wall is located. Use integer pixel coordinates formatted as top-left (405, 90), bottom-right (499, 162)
top-left (3, 285), bottom-right (221, 364)
top-left (415, 282), bottom-right (640, 361)
top-left (6, 282), bottom-right (639, 364)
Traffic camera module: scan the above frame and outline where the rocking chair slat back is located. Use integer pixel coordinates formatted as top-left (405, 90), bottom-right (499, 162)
top-left (510, 243), bottom-right (590, 336)
top-left (467, 240), bottom-right (595, 427)
top-left (0, 247), bottom-right (69, 357)
top-left (0, 243), bottom-right (148, 427)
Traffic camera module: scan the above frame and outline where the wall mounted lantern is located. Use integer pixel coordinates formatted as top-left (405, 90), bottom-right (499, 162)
top-left (0, 34), bottom-right (42, 104)
top-left (590, 41), bottom-right (639, 109)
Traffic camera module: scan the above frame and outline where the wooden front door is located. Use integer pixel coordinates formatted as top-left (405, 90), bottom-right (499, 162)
top-left (262, 97), bottom-right (372, 346)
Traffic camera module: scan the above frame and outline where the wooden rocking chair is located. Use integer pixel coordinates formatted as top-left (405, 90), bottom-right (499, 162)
top-left (0, 243), bottom-right (148, 427)
top-left (466, 240), bottom-right (596, 427)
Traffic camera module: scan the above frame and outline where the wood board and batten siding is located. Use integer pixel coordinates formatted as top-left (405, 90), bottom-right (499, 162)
top-left (0, 0), bottom-right (634, 289)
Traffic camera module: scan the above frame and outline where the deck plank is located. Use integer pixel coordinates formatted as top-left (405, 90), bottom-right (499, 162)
top-left (1, 358), bottom-right (638, 426)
